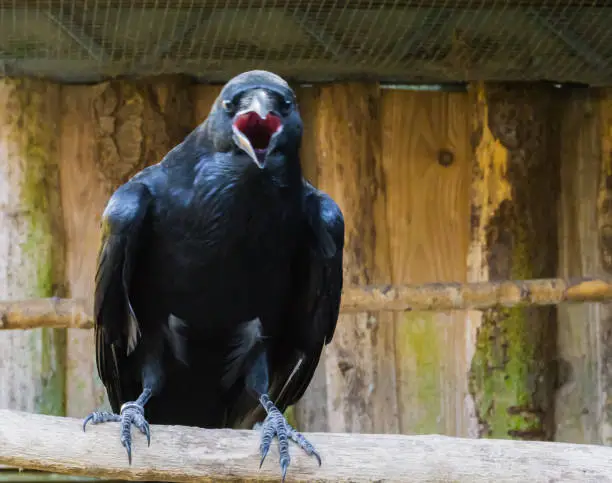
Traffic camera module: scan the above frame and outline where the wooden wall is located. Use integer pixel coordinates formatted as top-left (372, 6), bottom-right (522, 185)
top-left (0, 77), bottom-right (610, 445)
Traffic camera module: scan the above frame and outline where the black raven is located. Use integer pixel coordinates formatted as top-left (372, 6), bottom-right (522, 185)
top-left (83, 70), bottom-right (344, 480)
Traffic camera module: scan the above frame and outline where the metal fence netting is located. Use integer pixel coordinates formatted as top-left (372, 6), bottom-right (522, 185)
top-left (0, 1), bottom-right (611, 84)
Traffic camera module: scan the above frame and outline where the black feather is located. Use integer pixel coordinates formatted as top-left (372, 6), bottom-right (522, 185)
top-left (92, 70), bottom-right (345, 436)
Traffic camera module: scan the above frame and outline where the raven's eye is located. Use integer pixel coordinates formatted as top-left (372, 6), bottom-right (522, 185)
top-left (280, 98), bottom-right (293, 115)
top-left (222, 99), bottom-right (235, 115)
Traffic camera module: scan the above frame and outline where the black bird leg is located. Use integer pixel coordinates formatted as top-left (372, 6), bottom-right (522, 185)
top-left (247, 352), bottom-right (321, 482)
top-left (83, 352), bottom-right (162, 464)
top-left (83, 387), bottom-right (152, 464)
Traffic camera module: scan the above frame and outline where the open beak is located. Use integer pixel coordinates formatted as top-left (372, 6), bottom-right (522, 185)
top-left (231, 90), bottom-right (282, 168)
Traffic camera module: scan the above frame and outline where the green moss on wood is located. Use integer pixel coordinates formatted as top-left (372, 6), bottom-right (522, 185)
top-left (469, 201), bottom-right (554, 440)
top-left (469, 306), bottom-right (545, 439)
top-left (13, 79), bottom-right (66, 416)
top-left (468, 85), bottom-right (559, 442)
top-left (396, 312), bottom-right (441, 433)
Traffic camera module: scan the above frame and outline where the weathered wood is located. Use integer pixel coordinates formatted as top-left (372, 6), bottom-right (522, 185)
top-left (191, 83), bottom-right (222, 124)
top-left (3, 277), bottom-right (612, 331)
top-left (342, 277), bottom-right (612, 312)
top-left (0, 78), bottom-right (66, 415)
top-left (380, 89), bottom-right (471, 435)
top-left (1, 409), bottom-right (612, 482)
top-left (60, 78), bottom-right (193, 417)
top-left (555, 89), bottom-right (605, 444)
top-left (467, 82), bottom-right (560, 440)
top-left (597, 89), bottom-right (612, 446)
top-left (311, 83), bottom-right (399, 433)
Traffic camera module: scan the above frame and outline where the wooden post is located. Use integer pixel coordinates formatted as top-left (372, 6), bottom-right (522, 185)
top-left (60, 78), bottom-right (193, 417)
top-left (303, 83), bottom-right (399, 433)
top-left (467, 83), bottom-right (560, 440)
top-left (598, 89), bottom-right (612, 444)
top-left (556, 88), bottom-right (612, 445)
top-left (191, 83), bottom-right (222, 124)
top-left (0, 78), bottom-right (66, 415)
top-left (380, 88), bottom-right (471, 435)
top-left (555, 89), bottom-right (602, 443)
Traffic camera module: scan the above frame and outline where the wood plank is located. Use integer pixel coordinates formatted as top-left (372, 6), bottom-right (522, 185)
top-left (467, 82), bottom-right (560, 440)
top-left (0, 78), bottom-right (66, 415)
top-left (60, 78), bottom-right (193, 418)
top-left (596, 89), bottom-right (612, 445)
top-left (311, 83), bottom-right (399, 434)
top-left (191, 83), bottom-right (222, 124)
top-left (555, 89), bottom-right (603, 444)
top-left (2, 409), bottom-right (612, 483)
top-left (381, 90), bottom-right (471, 436)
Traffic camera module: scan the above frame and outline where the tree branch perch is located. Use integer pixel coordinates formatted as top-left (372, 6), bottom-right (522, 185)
top-left (0, 277), bottom-right (610, 330)
top-left (0, 409), bottom-right (611, 482)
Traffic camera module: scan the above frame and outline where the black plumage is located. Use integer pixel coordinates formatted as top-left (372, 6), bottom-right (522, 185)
top-left (83, 70), bottom-right (344, 480)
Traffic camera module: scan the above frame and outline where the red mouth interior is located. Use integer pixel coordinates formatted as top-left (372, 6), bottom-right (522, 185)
top-left (233, 112), bottom-right (282, 151)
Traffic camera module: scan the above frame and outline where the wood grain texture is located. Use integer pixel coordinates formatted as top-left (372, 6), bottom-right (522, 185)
top-left (555, 89), bottom-right (604, 444)
top-left (0, 78), bottom-right (66, 416)
top-left (467, 82), bottom-right (560, 440)
top-left (381, 90), bottom-right (471, 436)
top-left (191, 84), bottom-right (222, 124)
top-left (1, 409), bottom-right (612, 482)
top-left (597, 89), bottom-right (612, 445)
top-left (60, 79), bottom-right (193, 418)
top-left (312, 83), bottom-right (399, 434)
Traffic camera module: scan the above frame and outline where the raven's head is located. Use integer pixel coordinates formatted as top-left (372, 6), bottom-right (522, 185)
top-left (207, 70), bottom-right (302, 169)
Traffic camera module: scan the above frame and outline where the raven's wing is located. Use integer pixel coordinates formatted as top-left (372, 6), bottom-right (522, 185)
top-left (94, 182), bottom-right (153, 413)
top-left (270, 180), bottom-right (345, 412)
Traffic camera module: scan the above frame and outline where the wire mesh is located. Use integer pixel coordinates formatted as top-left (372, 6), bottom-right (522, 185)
top-left (0, 1), bottom-right (610, 84)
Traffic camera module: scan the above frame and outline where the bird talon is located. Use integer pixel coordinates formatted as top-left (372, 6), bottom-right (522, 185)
top-left (259, 450), bottom-right (268, 469)
top-left (257, 398), bottom-right (321, 480)
top-left (82, 402), bottom-right (149, 464)
top-left (82, 411), bottom-right (120, 432)
top-left (82, 414), bottom-right (93, 432)
top-left (122, 439), bottom-right (132, 465)
top-left (280, 458), bottom-right (289, 483)
top-left (143, 421), bottom-right (151, 447)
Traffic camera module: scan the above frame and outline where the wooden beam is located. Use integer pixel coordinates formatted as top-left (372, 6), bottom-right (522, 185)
top-left (0, 409), bottom-right (611, 482)
top-left (0, 277), bottom-right (611, 331)
top-left (308, 83), bottom-right (399, 434)
top-left (0, 78), bottom-right (66, 416)
top-left (4, 2), bottom-right (604, 9)
top-left (380, 88), bottom-right (471, 436)
top-left (555, 89), bottom-right (605, 443)
top-left (467, 82), bottom-right (561, 440)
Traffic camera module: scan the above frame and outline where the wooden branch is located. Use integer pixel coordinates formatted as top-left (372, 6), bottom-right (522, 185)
top-left (0, 409), bottom-right (610, 482)
top-left (0, 298), bottom-right (92, 330)
top-left (1, 278), bottom-right (612, 330)
top-left (341, 277), bottom-right (612, 312)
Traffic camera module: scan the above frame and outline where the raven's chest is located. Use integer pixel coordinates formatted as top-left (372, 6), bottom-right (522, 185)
top-left (144, 180), bottom-right (301, 331)
top-left (150, 171), bottom-right (302, 287)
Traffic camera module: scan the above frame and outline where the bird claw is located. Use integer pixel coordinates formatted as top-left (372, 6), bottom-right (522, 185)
top-left (258, 397), bottom-right (321, 482)
top-left (82, 401), bottom-right (151, 465)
